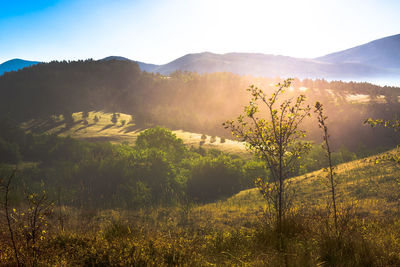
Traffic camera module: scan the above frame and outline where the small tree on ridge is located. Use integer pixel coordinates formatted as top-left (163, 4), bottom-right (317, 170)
top-left (223, 78), bottom-right (311, 235)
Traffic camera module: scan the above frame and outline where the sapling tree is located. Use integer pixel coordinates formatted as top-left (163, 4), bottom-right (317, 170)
top-left (1, 168), bottom-right (20, 267)
top-left (200, 134), bottom-right (207, 146)
top-left (111, 113), bottom-right (119, 124)
top-left (81, 111), bottom-right (89, 120)
top-left (63, 112), bottom-right (74, 127)
top-left (21, 190), bottom-right (53, 266)
top-left (82, 111), bottom-right (89, 125)
top-left (223, 78), bottom-right (311, 234)
top-left (1, 169), bottom-right (53, 266)
top-left (315, 101), bottom-right (338, 233)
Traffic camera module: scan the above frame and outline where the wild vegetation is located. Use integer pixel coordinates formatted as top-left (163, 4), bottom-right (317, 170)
top-left (1, 63), bottom-right (400, 265)
top-left (224, 79), bottom-right (312, 249)
top-left (1, 59), bottom-right (400, 150)
top-left (1, 126), bottom-right (400, 265)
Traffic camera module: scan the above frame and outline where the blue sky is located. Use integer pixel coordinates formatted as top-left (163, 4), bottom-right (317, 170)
top-left (0, 0), bottom-right (399, 64)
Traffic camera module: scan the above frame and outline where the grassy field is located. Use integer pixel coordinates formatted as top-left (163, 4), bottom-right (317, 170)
top-left (3, 112), bottom-right (399, 265)
top-left (191, 149), bottom-right (400, 230)
top-left (20, 111), bottom-right (400, 217)
top-left (2, 144), bottom-right (400, 265)
top-left (21, 111), bottom-right (251, 158)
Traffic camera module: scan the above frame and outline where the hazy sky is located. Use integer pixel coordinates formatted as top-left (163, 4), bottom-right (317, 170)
top-left (0, 0), bottom-right (399, 64)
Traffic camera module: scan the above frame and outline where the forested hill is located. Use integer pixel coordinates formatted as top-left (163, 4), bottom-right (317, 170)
top-left (2, 34), bottom-right (399, 82)
top-left (95, 34), bottom-right (400, 84)
top-left (137, 52), bottom-right (398, 80)
top-left (0, 58), bottom-right (40, 75)
top-left (1, 59), bottom-right (400, 149)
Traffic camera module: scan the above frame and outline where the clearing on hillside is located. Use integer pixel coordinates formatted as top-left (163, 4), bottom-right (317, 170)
top-left (21, 111), bottom-right (251, 157)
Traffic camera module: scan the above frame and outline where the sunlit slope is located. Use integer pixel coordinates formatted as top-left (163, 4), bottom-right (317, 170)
top-left (19, 111), bottom-right (400, 228)
top-left (20, 111), bottom-right (250, 157)
top-left (193, 151), bottom-right (400, 230)
top-left (21, 111), bottom-right (399, 218)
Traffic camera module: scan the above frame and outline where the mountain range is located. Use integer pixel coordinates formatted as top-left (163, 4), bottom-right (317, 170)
top-left (2, 34), bottom-right (400, 83)
top-left (0, 59), bottom-right (40, 75)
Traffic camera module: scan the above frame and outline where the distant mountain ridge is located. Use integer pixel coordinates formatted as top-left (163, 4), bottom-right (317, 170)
top-left (316, 34), bottom-right (400, 70)
top-left (0, 59), bottom-right (40, 75)
top-left (97, 34), bottom-right (400, 83)
top-left (142, 52), bottom-right (397, 79)
top-left (3, 33), bottom-right (400, 83)
top-left (100, 56), bottom-right (159, 73)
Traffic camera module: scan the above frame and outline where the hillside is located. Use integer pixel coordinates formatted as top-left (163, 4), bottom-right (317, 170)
top-left (100, 56), bottom-right (159, 72)
top-left (1, 59), bottom-right (400, 151)
top-left (100, 52), bottom-right (398, 81)
top-left (317, 33), bottom-right (400, 70)
top-left (21, 111), bottom-right (250, 157)
top-left (97, 34), bottom-right (400, 83)
top-left (20, 110), bottom-right (400, 217)
top-left (3, 34), bottom-right (400, 84)
top-left (2, 128), bottom-right (399, 265)
top-left (146, 52), bottom-right (397, 80)
top-left (0, 58), bottom-right (40, 75)
top-left (18, 110), bottom-right (400, 219)
top-left (199, 149), bottom-right (400, 230)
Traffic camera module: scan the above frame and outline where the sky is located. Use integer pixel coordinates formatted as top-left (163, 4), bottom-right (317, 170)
top-left (0, 0), bottom-right (399, 64)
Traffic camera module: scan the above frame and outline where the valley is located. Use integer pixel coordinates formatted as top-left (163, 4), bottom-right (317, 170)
top-left (1, 31), bottom-right (400, 266)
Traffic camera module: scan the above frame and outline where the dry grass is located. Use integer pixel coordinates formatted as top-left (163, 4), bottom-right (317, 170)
top-left (20, 111), bottom-right (250, 157)
top-left (3, 115), bottom-right (399, 265)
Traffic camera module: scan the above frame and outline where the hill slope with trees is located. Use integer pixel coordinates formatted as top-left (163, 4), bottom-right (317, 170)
top-left (1, 59), bottom-right (400, 150)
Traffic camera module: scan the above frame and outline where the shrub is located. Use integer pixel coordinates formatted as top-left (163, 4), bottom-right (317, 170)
top-left (187, 154), bottom-right (243, 202)
top-left (210, 136), bottom-right (216, 143)
top-left (103, 220), bottom-right (131, 241)
top-left (135, 127), bottom-right (186, 163)
top-left (111, 113), bottom-right (118, 124)
top-left (63, 112), bottom-right (74, 126)
top-left (82, 111), bottom-right (89, 120)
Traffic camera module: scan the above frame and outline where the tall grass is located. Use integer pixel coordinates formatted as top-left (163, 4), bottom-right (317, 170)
top-left (2, 149), bottom-right (400, 265)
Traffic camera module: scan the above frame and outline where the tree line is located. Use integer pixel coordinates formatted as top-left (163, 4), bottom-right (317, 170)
top-left (1, 59), bottom-right (400, 150)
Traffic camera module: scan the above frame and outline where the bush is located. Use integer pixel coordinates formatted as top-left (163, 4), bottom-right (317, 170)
top-left (63, 112), bottom-right (74, 126)
top-left (135, 127), bottom-right (187, 163)
top-left (103, 220), bottom-right (132, 241)
top-left (111, 113), bottom-right (118, 124)
top-left (187, 154), bottom-right (243, 202)
top-left (82, 111), bottom-right (89, 119)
